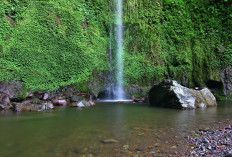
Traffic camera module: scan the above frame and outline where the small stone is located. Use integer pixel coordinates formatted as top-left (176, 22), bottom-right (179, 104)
top-left (174, 151), bottom-right (178, 155)
top-left (147, 146), bottom-right (153, 149)
top-left (203, 139), bottom-right (209, 143)
top-left (133, 127), bottom-right (140, 130)
top-left (101, 139), bottom-right (118, 144)
top-left (123, 145), bottom-right (129, 150)
top-left (135, 148), bottom-right (144, 151)
top-left (225, 150), bottom-right (232, 157)
top-left (171, 146), bottom-right (177, 149)
top-left (149, 152), bottom-right (156, 154)
top-left (210, 150), bottom-right (218, 154)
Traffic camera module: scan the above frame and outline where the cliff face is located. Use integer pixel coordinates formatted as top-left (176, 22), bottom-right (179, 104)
top-left (0, 0), bottom-right (231, 98)
top-left (0, 0), bottom-right (111, 91)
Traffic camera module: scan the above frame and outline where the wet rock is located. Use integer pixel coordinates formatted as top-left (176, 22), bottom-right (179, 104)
top-left (101, 139), bottom-right (118, 144)
top-left (76, 101), bottom-right (85, 108)
top-left (123, 145), bottom-right (129, 150)
top-left (13, 102), bottom-right (40, 112)
top-left (33, 91), bottom-right (44, 100)
top-left (43, 93), bottom-right (49, 100)
top-left (0, 103), bottom-right (12, 110)
top-left (0, 81), bottom-right (25, 101)
top-left (22, 99), bottom-right (33, 105)
top-left (32, 98), bottom-right (42, 104)
top-left (89, 100), bottom-right (96, 106)
top-left (187, 125), bottom-right (232, 156)
top-left (0, 92), bottom-right (14, 110)
top-left (149, 152), bottom-right (156, 154)
top-left (148, 80), bottom-right (217, 109)
top-left (171, 146), bottom-right (177, 149)
top-left (220, 66), bottom-right (232, 97)
top-left (0, 92), bottom-right (10, 105)
top-left (210, 150), bottom-right (218, 154)
top-left (69, 95), bottom-right (82, 102)
top-left (135, 147), bottom-right (144, 151)
top-left (132, 96), bottom-right (146, 103)
top-left (39, 102), bottom-right (54, 111)
top-left (52, 99), bottom-right (69, 106)
top-left (0, 92), bottom-right (12, 110)
top-left (73, 100), bottom-right (96, 108)
top-left (225, 150), bottom-right (232, 157)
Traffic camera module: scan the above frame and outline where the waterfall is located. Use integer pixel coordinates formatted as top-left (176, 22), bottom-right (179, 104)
top-left (115, 0), bottom-right (125, 100)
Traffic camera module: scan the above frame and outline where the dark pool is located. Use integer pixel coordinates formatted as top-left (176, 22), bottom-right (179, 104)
top-left (0, 101), bottom-right (231, 157)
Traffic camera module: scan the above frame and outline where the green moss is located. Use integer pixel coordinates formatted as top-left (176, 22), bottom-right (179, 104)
top-left (0, 0), bottom-right (111, 91)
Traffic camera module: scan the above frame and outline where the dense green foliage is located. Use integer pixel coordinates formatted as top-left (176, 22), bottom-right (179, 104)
top-left (0, 0), bottom-right (231, 93)
top-left (0, 0), bottom-right (111, 91)
top-left (124, 0), bottom-right (232, 87)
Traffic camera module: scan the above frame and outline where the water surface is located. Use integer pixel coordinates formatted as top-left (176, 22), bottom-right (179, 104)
top-left (0, 101), bottom-right (231, 157)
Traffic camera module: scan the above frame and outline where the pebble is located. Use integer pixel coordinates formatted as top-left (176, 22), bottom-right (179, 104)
top-left (171, 146), bottom-right (177, 149)
top-left (135, 147), bottom-right (144, 151)
top-left (149, 152), bottom-right (156, 154)
top-left (225, 150), bottom-right (232, 157)
top-left (123, 145), bottom-right (129, 150)
top-left (101, 139), bottom-right (118, 144)
top-left (187, 125), bottom-right (232, 156)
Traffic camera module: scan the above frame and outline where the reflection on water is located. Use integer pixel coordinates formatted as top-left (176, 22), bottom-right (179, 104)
top-left (0, 101), bottom-right (231, 156)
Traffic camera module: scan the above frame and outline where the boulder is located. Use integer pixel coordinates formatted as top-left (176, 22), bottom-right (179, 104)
top-left (38, 102), bottom-right (54, 111)
top-left (69, 95), bottom-right (83, 102)
top-left (13, 101), bottom-right (54, 112)
top-left (0, 92), bottom-right (10, 105)
top-left (0, 92), bottom-right (12, 110)
top-left (0, 104), bottom-right (12, 110)
top-left (52, 99), bottom-right (69, 106)
top-left (148, 80), bottom-right (217, 109)
top-left (76, 101), bottom-right (85, 108)
top-left (13, 103), bottom-right (40, 112)
top-left (0, 81), bottom-right (25, 100)
top-left (73, 100), bottom-right (96, 108)
top-left (220, 66), bottom-right (232, 97)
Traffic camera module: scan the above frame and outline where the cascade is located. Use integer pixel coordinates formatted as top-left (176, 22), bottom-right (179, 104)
top-left (115, 0), bottom-right (125, 100)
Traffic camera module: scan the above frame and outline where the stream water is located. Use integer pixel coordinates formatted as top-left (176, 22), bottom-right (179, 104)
top-left (0, 101), bottom-right (231, 157)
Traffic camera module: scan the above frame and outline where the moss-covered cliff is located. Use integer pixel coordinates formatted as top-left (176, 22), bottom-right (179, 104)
top-left (0, 0), bottom-right (111, 91)
top-left (124, 0), bottom-right (231, 87)
top-left (0, 0), bottom-right (231, 97)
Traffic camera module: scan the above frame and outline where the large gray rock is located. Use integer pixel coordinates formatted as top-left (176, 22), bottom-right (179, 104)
top-left (0, 81), bottom-right (25, 100)
top-left (220, 66), bottom-right (232, 97)
top-left (0, 92), bottom-right (10, 105)
top-left (13, 103), bottom-right (40, 112)
top-left (148, 80), bottom-right (217, 109)
top-left (0, 92), bottom-right (12, 110)
top-left (13, 101), bottom-right (54, 112)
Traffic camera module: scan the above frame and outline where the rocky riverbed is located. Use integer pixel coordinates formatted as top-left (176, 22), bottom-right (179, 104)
top-left (0, 81), bottom-right (96, 112)
top-left (186, 124), bottom-right (232, 157)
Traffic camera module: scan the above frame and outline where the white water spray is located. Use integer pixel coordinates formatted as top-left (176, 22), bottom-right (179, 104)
top-left (115, 0), bottom-right (125, 100)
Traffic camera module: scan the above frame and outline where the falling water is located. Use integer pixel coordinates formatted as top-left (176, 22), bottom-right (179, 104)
top-left (115, 0), bottom-right (125, 100)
